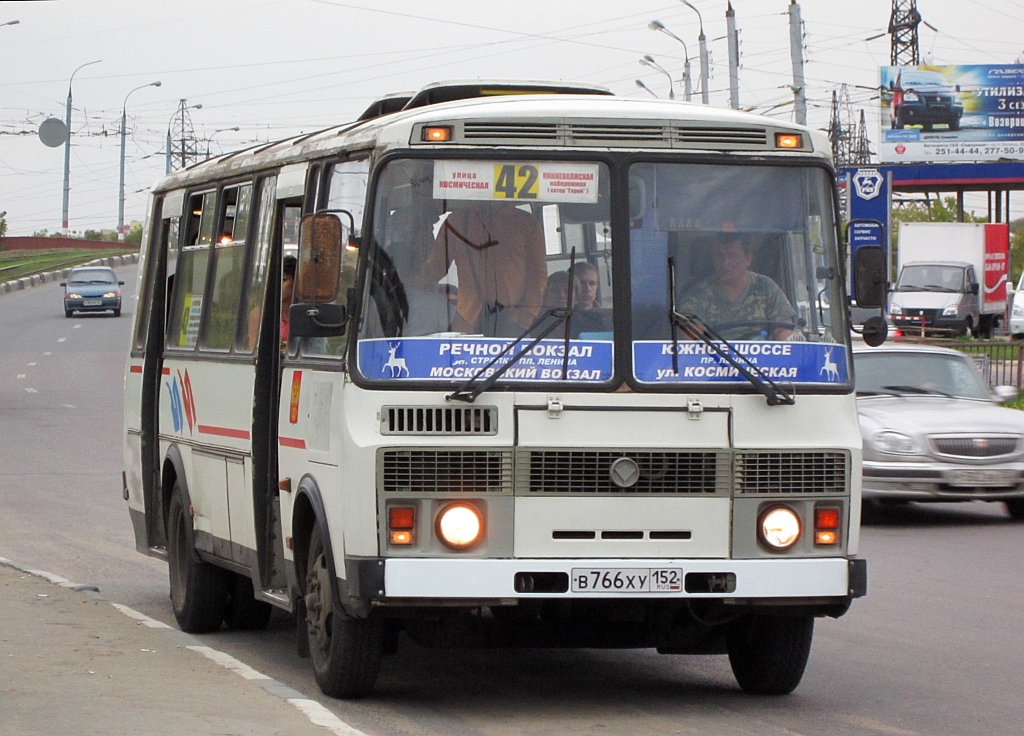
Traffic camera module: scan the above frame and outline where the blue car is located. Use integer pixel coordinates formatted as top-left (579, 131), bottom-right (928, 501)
top-left (61, 266), bottom-right (123, 317)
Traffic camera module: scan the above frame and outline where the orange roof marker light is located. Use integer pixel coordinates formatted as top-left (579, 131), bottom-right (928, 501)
top-left (422, 126), bottom-right (453, 143)
top-left (775, 132), bottom-right (804, 149)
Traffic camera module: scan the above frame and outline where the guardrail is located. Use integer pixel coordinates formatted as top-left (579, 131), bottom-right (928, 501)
top-left (892, 336), bottom-right (1024, 388)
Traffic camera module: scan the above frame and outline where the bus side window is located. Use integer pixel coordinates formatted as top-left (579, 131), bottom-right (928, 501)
top-left (166, 190), bottom-right (215, 349)
top-left (240, 176), bottom-right (278, 352)
top-left (201, 183), bottom-right (253, 352)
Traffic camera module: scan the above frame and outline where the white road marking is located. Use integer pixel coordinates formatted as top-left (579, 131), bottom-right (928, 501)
top-left (73, 324), bottom-right (81, 329)
top-left (57, 338), bottom-right (66, 343)
top-left (24, 388), bottom-right (37, 393)
top-left (43, 352), bottom-right (51, 355)
top-left (17, 374), bottom-right (25, 379)
top-left (27, 362), bottom-right (36, 366)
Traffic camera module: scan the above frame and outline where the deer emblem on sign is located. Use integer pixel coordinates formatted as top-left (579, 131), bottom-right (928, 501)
top-left (383, 342), bottom-right (409, 378)
top-left (820, 347), bottom-right (839, 382)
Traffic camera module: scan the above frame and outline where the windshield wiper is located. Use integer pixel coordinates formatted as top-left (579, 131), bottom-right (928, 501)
top-left (881, 384), bottom-right (953, 398)
top-left (667, 258), bottom-right (795, 406)
top-left (447, 251), bottom-right (579, 403)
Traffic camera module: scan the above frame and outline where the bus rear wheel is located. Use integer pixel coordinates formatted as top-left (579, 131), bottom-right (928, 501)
top-left (305, 524), bottom-right (383, 698)
top-left (167, 482), bottom-right (227, 633)
top-left (726, 613), bottom-right (814, 695)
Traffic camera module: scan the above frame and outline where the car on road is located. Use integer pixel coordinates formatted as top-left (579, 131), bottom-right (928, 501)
top-left (888, 68), bottom-right (964, 131)
top-left (855, 343), bottom-right (1024, 519)
top-left (61, 266), bottom-right (123, 317)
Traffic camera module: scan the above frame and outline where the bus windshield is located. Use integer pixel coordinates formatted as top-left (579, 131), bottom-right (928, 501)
top-left (356, 157), bottom-right (614, 385)
top-left (629, 162), bottom-right (847, 386)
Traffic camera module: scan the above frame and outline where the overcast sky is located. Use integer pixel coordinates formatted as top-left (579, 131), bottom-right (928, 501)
top-left (1, 0), bottom-right (1020, 237)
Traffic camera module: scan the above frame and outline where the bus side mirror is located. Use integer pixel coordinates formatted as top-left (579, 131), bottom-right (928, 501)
top-left (290, 212), bottom-right (357, 338)
top-left (853, 245), bottom-right (886, 309)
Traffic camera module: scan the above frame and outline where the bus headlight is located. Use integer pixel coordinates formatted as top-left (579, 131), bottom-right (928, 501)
top-left (758, 506), bottom-right (801, 551)
top-left (436, 503), bottom-right (484, 550)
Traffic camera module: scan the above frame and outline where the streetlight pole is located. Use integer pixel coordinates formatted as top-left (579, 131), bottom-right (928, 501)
top-left (648, 20), bottom-right (692, 102)
top-left (205, 127), bottom-right (240, 160)
top-left (62, 60), bottom-right (101, 237)
top-left (1, 19), bottom-right (20, 27)
top-left (681, 0), bottom-right (709, 104)
top-left (635, 79), bottom-right (659, 98)
top-left (640, 55), bottom-right (675, 100)
top-left (119, 81), bottom-right (161, 241)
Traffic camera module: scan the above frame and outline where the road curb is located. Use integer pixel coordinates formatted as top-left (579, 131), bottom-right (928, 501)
top-left (0, 253), bottom-right (139, 295)
top-left (0, 555), bottom-right (367, 736)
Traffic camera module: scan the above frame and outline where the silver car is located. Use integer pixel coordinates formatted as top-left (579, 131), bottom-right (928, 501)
top-left (854, 343), bottom-right (1024, 520)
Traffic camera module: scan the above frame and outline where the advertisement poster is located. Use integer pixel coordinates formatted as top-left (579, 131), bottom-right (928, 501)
top-left (880, 65), bottom-right (1024, 163)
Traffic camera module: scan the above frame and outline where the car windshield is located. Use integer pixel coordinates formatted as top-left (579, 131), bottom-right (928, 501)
top-left (901, 71), bottom-right (947, 87)
top-left (896, 264), bottom-right (963, 292)
top-left (69, 269), bottom-right (116, 285)
top-left (855, 351), bottom-right (991, 400)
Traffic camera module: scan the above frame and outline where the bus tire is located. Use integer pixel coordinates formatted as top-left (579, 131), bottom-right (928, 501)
top-left (224, 572), bottom-right (273, 631)
top-left (726, 613), bottom-right (814, 695)
top-left (1006, 499), bottom-right (1024, 521)
top-left (167, 482), bottom-right (227, 633)
top-left (305, 524), bottom-right (383, 699)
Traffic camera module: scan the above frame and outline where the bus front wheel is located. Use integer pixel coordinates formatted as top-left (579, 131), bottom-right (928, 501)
top-left (726, 613), bottom-right (814, 695)
top-left (167, 482), bottom-right (227, 633)
top-left (305, 524), bottom-right (383, 698)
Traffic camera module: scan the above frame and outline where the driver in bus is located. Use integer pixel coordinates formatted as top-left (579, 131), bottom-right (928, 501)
top-left (678, 229), bottom-right (795, 341)
top-left (422, 199), bottom-right (547, 337)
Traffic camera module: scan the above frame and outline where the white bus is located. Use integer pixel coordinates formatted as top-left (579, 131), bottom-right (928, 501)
top-left (123, 80), bottom-right (885, 699)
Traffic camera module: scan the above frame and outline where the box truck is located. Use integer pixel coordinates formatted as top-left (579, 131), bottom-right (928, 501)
top-left (890, 222), bottom-right (1009, 337)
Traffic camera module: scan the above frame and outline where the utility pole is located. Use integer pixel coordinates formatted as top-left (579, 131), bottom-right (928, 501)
top-left (888, 0), bottom-right (921, 66)
top-left (726, 3), bottom-right (740, 110)
top-left (167, 99), bottom-right (202, 173)
top-left (788, 0), bottom-right (807, 125)
top-left (852, 110), bottom-right (874, 164)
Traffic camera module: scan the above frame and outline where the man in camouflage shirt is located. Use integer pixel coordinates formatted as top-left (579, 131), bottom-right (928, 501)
top-left (679, 235), bottom-right (795, 340)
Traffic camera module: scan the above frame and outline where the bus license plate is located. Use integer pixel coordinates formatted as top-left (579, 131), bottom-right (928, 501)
top-left (949, 469), bottom-right (1017, 487)
top-left (571, 568), bottom-right (682, 593)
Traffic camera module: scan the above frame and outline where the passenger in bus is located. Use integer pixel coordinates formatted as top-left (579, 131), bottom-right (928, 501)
top-left (247, 255), bottom-right (296, 349)
top-left (423, 200), bottom-right (547, 337)
top-left (678, 232), bottom-right (795, 340)
top-left (541, 269), bottom-right (611, 337)
top-left (575, 261), bottom-right (602, 310)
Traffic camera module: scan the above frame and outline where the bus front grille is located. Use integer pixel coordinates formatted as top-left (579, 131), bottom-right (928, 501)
top-left (518, 450), bottom-right (730, 495)
top-left (735, 451), bottom-right (848, 494)
top-left (380, 406), bottom-right (498, 435)
top-left (380, 449), bottom-right (513, 493)
top-left (449, 121), bottom-right (772, 150)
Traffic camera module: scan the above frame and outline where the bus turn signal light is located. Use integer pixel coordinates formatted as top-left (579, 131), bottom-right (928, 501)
top-left (422, 126), bottom-right (453, 142)
top-left (388, 506), bottom-right (415, 545)
top-left (775, 132), bottom-right (803, 149)
top-left (814, 507), bottom-right (840, 545)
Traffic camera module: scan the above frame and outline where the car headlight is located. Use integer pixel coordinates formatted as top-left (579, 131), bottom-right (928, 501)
top-left (103, 291), bottom-right (120, 298)
top-left (942, 305), bottom-right (958, 316)
top-left (889, 303), bottom-right (902, 315)
top-left (435, 503), bottom-right (484, 550)
top-left (66, 292), bottom-right (82, 299)
top-left (759, 506), bottom-right (801, 551)
top-left (870, 430), bottom-right (921, 455)
top-left (1012, 303), bottom-right (1024, 317)
top-left (903, 91), bottom-right (919, 102)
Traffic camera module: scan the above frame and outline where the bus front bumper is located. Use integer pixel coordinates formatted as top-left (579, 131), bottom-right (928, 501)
top-left (363, 556), bottom-right (865, 601)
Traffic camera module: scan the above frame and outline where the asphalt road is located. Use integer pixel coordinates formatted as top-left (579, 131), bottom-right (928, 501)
top-left (2, 265), bottom-right (1023, 736)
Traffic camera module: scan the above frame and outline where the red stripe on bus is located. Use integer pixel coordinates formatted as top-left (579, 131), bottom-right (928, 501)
top-left (129, 365), bottom-right (143, 373)
top-left (197, 424), bottom-right (251, 440)
top-left (279, 436), bottom-right (306, 449)
top-left (161, 367), bottom-right (171, 375)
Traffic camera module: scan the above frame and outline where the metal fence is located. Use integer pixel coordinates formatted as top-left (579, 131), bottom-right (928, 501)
top-left (891, 337), bottom-right (1024, 388)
